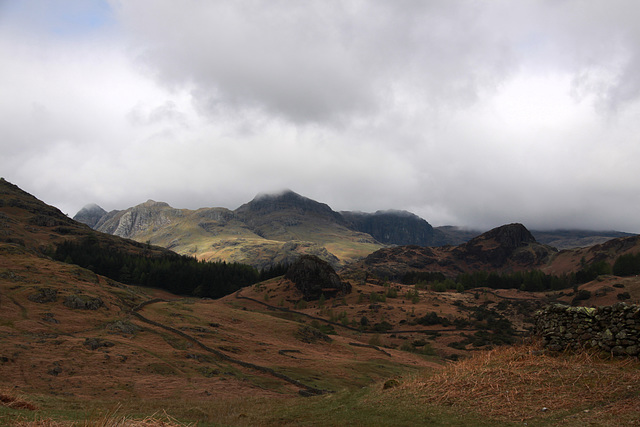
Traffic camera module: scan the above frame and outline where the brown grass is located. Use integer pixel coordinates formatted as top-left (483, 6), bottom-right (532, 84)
top-left (0, 389), bottom-right (37, 411)
top-left (398, 342), bottom-right (640, 424)
top-left (14, 409), bottom-right (193, 426)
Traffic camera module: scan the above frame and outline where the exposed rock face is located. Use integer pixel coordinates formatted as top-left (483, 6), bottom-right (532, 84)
top-left (285, 255), bottom-right (351, 301)
top-left (95, 200), bottom-right (179, 239)
top-left (341, 210), bottom-right (448, 246)
top-left (73, 203), bottom-right (107, 228)
top-left (535, 303), bottom-right (640, 356)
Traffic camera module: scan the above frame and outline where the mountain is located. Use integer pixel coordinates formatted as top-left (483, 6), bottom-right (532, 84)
top-left (74, 190), bottom-right (637, 271)
top-left (347, 223), bottom-right (558, 280)
top-left (76, 190), bottom-right (458, 270)
top-left (432, 226), bottom-right (636, 250)
top-left (531, 229), bottom-right (636, 250)
top-left (73, 203), bottom-right (107, 228)
top-left (77, 191), bottom-right (383, 270)
top-left (434, 225), bottom-right (482, 245)
top-left (342, 210), bottom-right (448, 246)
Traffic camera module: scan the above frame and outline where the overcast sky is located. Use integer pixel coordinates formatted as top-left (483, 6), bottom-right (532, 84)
top-left (2, 0), bottom-right (640, 232)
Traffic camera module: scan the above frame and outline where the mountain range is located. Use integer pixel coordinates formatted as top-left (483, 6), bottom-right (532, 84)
top-left (75, 190), bottom-right (635, 269)
top-left (73, 190), bottom-right (447, 269)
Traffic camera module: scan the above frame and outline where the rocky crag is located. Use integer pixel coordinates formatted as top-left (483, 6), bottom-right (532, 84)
top-left (285, 255), bottom-right (352, 300)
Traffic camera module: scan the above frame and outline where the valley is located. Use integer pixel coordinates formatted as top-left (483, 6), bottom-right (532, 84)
top-left (1, 177), bottom-right (639, 426)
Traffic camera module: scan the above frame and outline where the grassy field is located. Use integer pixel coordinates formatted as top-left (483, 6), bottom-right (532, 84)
top-left (2, 342), bottom-right (638, 426)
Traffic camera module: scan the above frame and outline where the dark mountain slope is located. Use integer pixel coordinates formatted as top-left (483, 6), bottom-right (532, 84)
top-left (72, 203), bottom-right (107, 228)
top-left (348, 223), bottom-right (557, 279)
top-left (341, 210), bottom-right (448, 246)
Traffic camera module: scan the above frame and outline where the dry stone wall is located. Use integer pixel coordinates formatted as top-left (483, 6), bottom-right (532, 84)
top-left (535, 303), bottom-right (640, 356)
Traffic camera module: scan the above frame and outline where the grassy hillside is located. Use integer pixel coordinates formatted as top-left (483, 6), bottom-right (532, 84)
top-left (3, 178), bottom-right (640, 426)
top-left (2, 242), bottom-right (640, 425)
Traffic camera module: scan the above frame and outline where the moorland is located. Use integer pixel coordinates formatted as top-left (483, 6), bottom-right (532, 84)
top-left (1, 177), bottom-right (639, 426)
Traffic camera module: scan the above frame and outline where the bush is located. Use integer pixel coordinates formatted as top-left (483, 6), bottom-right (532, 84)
top-left (617, 292), bottom-right (631, 300)
top-left (431, 282), bottom-right (447, 292)
top-left (416, 311), bottom-right (442, 326)
top-left (372, 321), bottom-right (393, 332)
top-left (370, 292), bottom-right (386, 303)
top-left (571, 289), bottom-right (592, 305)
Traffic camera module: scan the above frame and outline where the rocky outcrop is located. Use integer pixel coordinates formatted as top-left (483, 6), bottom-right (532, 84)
top-left (28, 288), bottom-right (58, 303)
top-left (63, 295), bottom-right (104, 310)
top-left (535, 303), bottom-right (640, 356)
top-left (454, 223), bottom-right (555, 268)
top-left (285, 255), bottom-right (351, 301)
top-left (94, 200), bottom-right (180, 239)
top-left (342, 210), bottom-right (448, 246)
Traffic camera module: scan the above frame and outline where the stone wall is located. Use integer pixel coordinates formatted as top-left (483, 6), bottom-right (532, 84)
top-left (535, 303), bottom-right (640, 356)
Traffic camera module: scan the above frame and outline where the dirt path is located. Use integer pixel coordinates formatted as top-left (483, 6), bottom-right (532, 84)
top-left (130, 299), bottom-right (331, 396)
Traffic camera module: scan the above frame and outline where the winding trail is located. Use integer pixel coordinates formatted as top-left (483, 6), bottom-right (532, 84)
top-left (234, 289), bottom-right (476, 335)
top-left (130, 299), bottom-right (331, 396)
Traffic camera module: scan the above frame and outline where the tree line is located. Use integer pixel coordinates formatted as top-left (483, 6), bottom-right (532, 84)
top-left (50, 235), bottom-right (260, 298)
top-left (402, 252), bottom-right (640, 292)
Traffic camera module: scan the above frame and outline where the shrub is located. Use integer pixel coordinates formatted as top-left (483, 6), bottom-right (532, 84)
top-left (571, 289), bottom-right (592, 305)
top-left (617, 292), bottom-right (631, 300)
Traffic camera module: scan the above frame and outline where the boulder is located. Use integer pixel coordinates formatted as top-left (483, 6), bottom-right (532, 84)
top-left (285, 255), bottom-right (351, 301)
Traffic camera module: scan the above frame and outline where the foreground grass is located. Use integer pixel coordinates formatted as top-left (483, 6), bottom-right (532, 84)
top-left (2, 343), bottom-right (639, 426)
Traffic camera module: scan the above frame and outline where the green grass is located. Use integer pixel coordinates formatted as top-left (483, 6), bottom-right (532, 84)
top-left (0, 383), bottom-right (499, 427)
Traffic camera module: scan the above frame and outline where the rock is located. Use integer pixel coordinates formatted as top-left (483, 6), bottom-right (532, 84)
top-left (285, 255), bottom-right (351, 301)
top-left (83, 338), bottom-right (114, 350)
top-left (107, 320), bottom-right (141, 335)
top-left (294, 325), bottom-right (333, 344)
top-left (64, 295), bottom-right (104, 310)
top-left (383, 379), bottom-right (401, 390)
top-left (41, 313), bottom-right (59, 324)
top-left (28, 288), bottom-right (58, 303)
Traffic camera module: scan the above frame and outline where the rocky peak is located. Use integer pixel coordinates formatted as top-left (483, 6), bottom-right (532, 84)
top-left (91, 200), bottom-right (180, 239)
top-left (467, 223), bottom-right (536, 250)
top-left (235, 190), bottom-right (344, 224)
top-left (455, 223), bottom-right (551, 268)
top-left (73, 203), bottom-right (107, 228)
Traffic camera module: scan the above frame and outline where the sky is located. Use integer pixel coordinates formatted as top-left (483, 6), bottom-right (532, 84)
top-left (1, 0), bottom-right (640, 233)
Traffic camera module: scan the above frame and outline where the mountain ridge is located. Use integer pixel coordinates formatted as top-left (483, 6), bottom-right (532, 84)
top-left (76, 190), bottom-right (636, 271)
top-left (74, 190), bottom-right (447, 269)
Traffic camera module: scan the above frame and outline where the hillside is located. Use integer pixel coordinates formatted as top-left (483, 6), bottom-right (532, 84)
top-left (346, 223), bottom-right (557, 280)
top-left (2, 178), bottom-right (640, 425)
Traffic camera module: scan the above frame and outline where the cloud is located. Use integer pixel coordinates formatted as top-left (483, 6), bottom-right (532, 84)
top-left (1, 0), bottom-right (640, 233)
